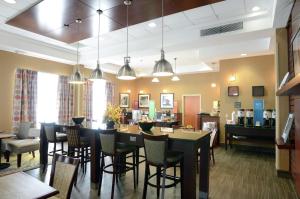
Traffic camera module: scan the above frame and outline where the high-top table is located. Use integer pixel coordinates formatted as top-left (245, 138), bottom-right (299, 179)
top-left (39, 124), bottom-right (210, 199)
top-left (0, 133), bottom-right (15, 170)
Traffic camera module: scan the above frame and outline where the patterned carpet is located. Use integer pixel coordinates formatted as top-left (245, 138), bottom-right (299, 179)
top-left (0, 151), bottom-right (42, 177)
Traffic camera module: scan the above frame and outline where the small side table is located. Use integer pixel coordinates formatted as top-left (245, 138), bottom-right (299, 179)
top-left (0, 133), bottom-right (15, 170)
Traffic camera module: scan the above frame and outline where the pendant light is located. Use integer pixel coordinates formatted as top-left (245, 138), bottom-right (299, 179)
top-left (69, 19), bottom-right (85, 84)
top-left (152, 77), bottom-right (160, 83)
top-left (171, 58), bottom-right (180, 81)
top-left (117, 0), bottom-right (136, 80)
top-left (89, 9), bottom-right (103, 81)
top-left (152, 0), bottom-right (173, 77)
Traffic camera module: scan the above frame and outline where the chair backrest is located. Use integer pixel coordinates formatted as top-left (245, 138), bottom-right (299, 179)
top-left (66, 126), bottom-right (81, 148)
top-left (16, 122), bottom-right (32, 139)
top-left (44, 124), bottom-right (56, 142)
top-left (50, 154), bottom-right (79, 199)
top-left (99, 129), bottom-right (117, 155)
top-left (142, 132), bottom-right (168, 166)
top-left (210, 129), bottom-right (217, 148)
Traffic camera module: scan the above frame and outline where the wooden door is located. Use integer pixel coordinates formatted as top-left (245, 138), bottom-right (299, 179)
top-left (183, 96), bottom-right (200, 128)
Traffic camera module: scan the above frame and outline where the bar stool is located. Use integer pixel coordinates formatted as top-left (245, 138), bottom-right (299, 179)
top-left (142, 133), bottom-right (184, 199)
top-left (44, 124), bottom-right (67, 156)
top-left (98, 129), bottom-right (136, 199)
top-left (66, 126), bottom-right (90, 173)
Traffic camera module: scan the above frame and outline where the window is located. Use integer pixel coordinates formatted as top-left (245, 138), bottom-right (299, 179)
top-left (92, 80), bottom-right (107, 127)
top-left (36, 72), bottom-right (59, 127)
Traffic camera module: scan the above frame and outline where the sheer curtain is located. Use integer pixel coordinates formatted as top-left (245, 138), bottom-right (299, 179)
top-left (92, 80), bottom-right (107, 127)
top-left (57, 76), bottom-right (75, 124)
top-left (13, 68), bottom-right (38, 129)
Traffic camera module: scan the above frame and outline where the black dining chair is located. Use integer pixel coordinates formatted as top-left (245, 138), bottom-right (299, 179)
top-left (142, 132), bottom-right (184, 199)
top-left (98, 129), bottom-right (137, 199)
top-left (44, 123), bottom-right (67, 156)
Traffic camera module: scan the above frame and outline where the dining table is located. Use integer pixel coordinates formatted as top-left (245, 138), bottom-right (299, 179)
top-left (39, 123), bottom-right (210, 199)
top-left (0, 172), bottom-right (58, 199)
top-left (0, 132), bottom-right (15, 170)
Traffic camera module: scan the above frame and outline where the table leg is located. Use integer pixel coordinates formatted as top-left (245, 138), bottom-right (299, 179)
top-left (39, 125), bottom-right (49, 172)
top-left (90, 130), bottom-right (100, 189)
top-left (199, 134), bottom-right (210, 199)
top-left (0, 139), bottom-right (10, 170)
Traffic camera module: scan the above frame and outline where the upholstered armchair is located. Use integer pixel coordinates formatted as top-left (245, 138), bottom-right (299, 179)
top-left (2, 122), bottom-right (40, 167)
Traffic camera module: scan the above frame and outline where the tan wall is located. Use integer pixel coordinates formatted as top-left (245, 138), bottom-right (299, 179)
top-left (0, 50), bottom-right (135, 132)
top-left (219, 55), bottom-right (275, 143)
top-left (0, 51), bottom-right (74, 132)
top-left (134, 73), bottom-right (221, 114)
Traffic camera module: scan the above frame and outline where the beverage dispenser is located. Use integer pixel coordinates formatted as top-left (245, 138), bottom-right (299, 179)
top-left (246, 109), bottom-right (253, 127)
top-left (263, 109), bottom-right (272, 128)
top-left (237, 109), bottom-right (245, 126)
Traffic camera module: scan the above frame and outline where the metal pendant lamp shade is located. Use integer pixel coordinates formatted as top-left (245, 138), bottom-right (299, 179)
top-left (153, 50), bottom-right (173, 76)
top-left (69, 19), bottom-right (85, 84)
top-left (117, 0), bottom-right (136, 80)
top-left (171, 57), bottom-right (180, 81)
top-left (152, 0), bottom-right (173, 77)
top-left (89, 9), bottom-right (103, 81)
top-left (69, 67), bottom-right (85, 84)
top-left (117, 57), bottom-right (136, 80)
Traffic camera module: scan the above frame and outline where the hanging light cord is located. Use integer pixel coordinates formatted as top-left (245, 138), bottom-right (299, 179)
top-left (161, 0), bottom-right (164, 51)
top-left (76, 21), bottom-right (79, 72)
top-left (126, 4), bottom-right (129, 58)
top-left (97, 10), bottom-right (101, 67)
top-left (174, 58), bottom-right (177, 73)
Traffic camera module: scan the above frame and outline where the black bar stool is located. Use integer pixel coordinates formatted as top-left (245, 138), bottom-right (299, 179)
top-left (142, 132), bottom-right (184, 199)
top-left (44, 123), bottom-right (67, 156)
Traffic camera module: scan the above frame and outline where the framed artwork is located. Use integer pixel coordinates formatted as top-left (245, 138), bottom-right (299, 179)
top-left (228, 86), bottom-right (239, 96)
top-left (138, 94), bottom-right (150, 108)
top-left (160, 93), bottom-right (174, 109)
top-left (119, 93), bottom-right (130, 108)
top-left (252, 86), bottom-right (264, 96)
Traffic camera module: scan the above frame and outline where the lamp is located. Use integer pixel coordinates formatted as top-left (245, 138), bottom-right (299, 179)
top-left (152, 77), bottom-right (160, 83)
top-left (152, 0), bottom-right (173, 77)
top-left (69, 19), bottom-right (85, 84)
top-left (171, 57), bottom-right (180, 81)
top-left (117, 0), bottom-right (136, 80)
top-left (89, 9), bottom-right (103, 81)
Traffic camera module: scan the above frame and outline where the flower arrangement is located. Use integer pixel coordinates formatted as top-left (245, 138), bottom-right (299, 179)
top-left (104, 104), bottom-right (121, 124)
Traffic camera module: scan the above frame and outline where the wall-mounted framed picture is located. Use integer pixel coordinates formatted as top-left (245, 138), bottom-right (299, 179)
top-left (160, 93), bottom-right (174, 109)
top-left (228, 86), bottom-right (239, 96)
top-left (119, 93), bottom-right (130, 108)
top-left (138, 94), bottom-right (150, 108)
top-left (252, 86), bottom-right (264, 96)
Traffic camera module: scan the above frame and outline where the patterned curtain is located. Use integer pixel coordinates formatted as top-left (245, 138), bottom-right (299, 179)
top-left (105, 81), bottom-right (115, 105)
top-left (13, 68), bottom-right (38, 129)
top-left (57, 76), bottom-right (75, 124)
top-left (83, 80), bottom-right (93, 122)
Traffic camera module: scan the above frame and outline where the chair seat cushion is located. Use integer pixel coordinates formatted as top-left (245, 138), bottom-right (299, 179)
top-left (4, 139), bottom-right (40, 154)
top-left (56, 132), bottom-right (67, 142)
top-left (116, 142), bottom-right (136, 154)
top-left (166, 151), bottom-right (183, 164)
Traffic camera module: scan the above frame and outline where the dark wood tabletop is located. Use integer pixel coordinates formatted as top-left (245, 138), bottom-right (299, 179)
top-left (0, 172), bottom-right (58, 199)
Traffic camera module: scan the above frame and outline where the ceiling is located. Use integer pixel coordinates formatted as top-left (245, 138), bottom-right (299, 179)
top-left (0, 0), bottom-right (295, 77)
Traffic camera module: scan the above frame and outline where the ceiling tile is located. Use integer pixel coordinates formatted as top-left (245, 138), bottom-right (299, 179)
top-left (164, 12), bottom-right (193, 29)
top-left (0, 3), bottom-right (18, 18)
top-left (245, 0), bottom-right (274, 13)
top-left (184, 5), bottom-right (216, 19)
top-left (212, 0), bottom-right (246, 18)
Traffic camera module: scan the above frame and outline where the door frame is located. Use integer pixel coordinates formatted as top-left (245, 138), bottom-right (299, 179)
top-left (181, 94), bottom-right (202, 126)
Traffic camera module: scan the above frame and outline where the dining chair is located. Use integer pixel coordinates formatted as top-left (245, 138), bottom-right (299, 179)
top-left (98, 129), bottom-right (136, 199)
top-left (142, 132), bottom-right (184, 199)
top-left (210, 129), bottom-right (217, 165)
top-left (44, 123), bottom-right (67, 156)
top-left (49, 153), bottom-right (80, 199)
top-left (66, 126), bottom-right (90, 173)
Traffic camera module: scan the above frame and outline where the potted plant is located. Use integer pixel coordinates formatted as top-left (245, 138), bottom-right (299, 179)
top-left (104, 104), bottom-right (121, 129)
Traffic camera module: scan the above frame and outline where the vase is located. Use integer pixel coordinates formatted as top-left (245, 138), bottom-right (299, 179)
top-left (106, 120), bottom-right (115, 129)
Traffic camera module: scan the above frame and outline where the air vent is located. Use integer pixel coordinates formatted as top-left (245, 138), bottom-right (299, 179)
top-left (200, 22), bottom-right (243, 37)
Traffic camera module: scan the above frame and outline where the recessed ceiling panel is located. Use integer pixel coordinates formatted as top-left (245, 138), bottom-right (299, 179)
top-left (6, 0), bottom-right (223, 43)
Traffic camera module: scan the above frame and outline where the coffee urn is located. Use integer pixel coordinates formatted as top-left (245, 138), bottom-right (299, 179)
top-left (271, 109), bottom-right (276, 128)
top-left (237, 109), bottom-right (245, 126)
top-left (263, 109), bottom-right (272, 127)
top-left (246, 109), bottom-right (253, 127)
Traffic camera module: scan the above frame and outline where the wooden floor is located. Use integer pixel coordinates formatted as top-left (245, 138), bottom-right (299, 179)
top-left (25, 147), bottom-right (298, 199)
